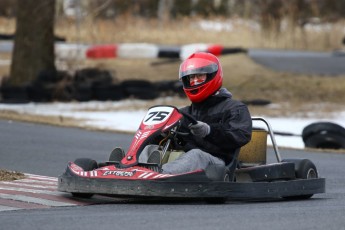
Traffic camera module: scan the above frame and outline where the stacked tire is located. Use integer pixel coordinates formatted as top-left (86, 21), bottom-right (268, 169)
top-left (302, 122), bottom-right (345, 149)
top-left (154, 80), bottom-right (185, 98)
top-left (0, 68), bottom-right (188, 103)
top-left (27, 70), bottom-right (74, 102)
top-left (0, 83), bottom-right (30, 103)
top-left (0, 69), bottom-right (74, 103)
top-left (73, 68), bottom-right (120, 101)
top-left (121, 80), bottom-right (159, 100)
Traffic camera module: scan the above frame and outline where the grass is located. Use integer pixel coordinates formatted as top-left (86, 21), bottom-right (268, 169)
top-left (0, 169), bottom-right (25, 181)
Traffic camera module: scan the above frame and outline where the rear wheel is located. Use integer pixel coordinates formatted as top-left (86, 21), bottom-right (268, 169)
top-left (71, 158), bottom-right (98, 198)
top-left (282, 159), bottom-right (318, 200)
top-left (295, 159), bottom-right (318, 179)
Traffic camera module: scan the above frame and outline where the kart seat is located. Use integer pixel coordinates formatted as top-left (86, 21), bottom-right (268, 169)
top-left (161, 129), bottom-right (267, 181)
top-left (223, 129), bottom-right (268, 181)
top-left (238, 129), bottom-right (267, 167)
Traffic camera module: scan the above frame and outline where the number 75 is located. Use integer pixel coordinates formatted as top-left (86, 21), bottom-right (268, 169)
top-left (145, 111), bottom-right (169, 122)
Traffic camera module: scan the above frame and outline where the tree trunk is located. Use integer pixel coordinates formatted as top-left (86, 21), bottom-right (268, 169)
top-left (158, 0), bottom-right (175, 26)
top-left (9, 0), bottom-right (56, 86)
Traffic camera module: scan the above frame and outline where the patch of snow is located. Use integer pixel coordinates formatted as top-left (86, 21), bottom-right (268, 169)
top-left (1, 100), bottom-right (345, 150)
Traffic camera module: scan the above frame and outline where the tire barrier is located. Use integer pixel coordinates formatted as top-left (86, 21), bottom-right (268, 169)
top-left (0, 84), bottom-right (30, 103)
top-left (242, 99), bottom-right (271, 106)
top-left (1, 68), bottom-right (270, 104)
top-left (302, 122), bottom-right (345, 149)
top-left (153, 80), bottom-right (185, 98)
top-left (0, 68), bottom-right (185, 103)
top-left (93, 84), bottom-right (125, 101)
top-left (27, 70), bottom-right (74, 102)
top-left (121, 80), bottom-right (159, 100)
top-left (86, 43), bottom-right (247, 60)
top-left (1, 41), bottom-right (246, 61)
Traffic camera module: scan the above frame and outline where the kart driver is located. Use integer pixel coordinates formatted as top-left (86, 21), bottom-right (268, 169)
top-left (139, 52), bottom-right (253, 174)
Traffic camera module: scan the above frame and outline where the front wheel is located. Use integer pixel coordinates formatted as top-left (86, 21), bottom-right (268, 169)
top-left (71, 158), bottom-right (98, 199)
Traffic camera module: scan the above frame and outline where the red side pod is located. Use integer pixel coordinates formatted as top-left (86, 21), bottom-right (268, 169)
top-left (86, 45), bottom-right (118, 59)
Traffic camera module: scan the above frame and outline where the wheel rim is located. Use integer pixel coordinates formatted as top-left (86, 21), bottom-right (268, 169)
top-left (306, 168), bottom-right (317, 179)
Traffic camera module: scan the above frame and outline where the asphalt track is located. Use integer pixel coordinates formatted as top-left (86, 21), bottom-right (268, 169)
top-left (0, 119), bottom-right (345, 230)
top-left (248, 49), bottom-right (345, 75)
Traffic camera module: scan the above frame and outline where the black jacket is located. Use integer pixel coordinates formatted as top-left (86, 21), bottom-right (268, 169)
top-left (179, 88), bottom-right (252, 164)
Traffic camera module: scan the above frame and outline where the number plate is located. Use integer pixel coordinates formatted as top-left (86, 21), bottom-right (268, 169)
top-left (142, 106), bottom-right (174, 125)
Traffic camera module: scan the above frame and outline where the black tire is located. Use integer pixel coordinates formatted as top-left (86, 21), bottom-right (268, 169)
top-left (153, 80), bottom-right (177, 95)
top-left (121, 80), bottom-right (159, 100)
top-left (172, 81), bottom-right (185, 98)
top-left (53, 83), bottom-right (75, 102)
top-left (157, 46), bottom-right (180, 58)
top-left (282, 159), bottom-right (318, 200)
top-left (296, 159), bottom-right (318, 179)
top-left (242, 99), bottom-right (271, 106)
top-left (108, 148), bottom-right (125, 162)
top-left (29, 70), bottom-right (73, 102)
top-left (73, 68), bottom-right (114, 102)
top-left (74, 158), bottom-right (98, 171)
top-left (93, 84), bottom-right (125, 101)
top-left (282, 159), bottom-right (318, 179)
top-left (71, 158), bottom-right (98, 198)
top-left (0, 84), bottom-right (30, 103)
top-left (304, 133), bottom-right (345, 149)
top-left (35, 69), bottom-right (64, 85)
top-left (27, 84), bottom-right (55, 102)
top-left (73, 85), bottom-right (93, 101)
top-left (302, 122), bottom-right (345, 142)
top-left (74, 68), bottom-right (113, 88)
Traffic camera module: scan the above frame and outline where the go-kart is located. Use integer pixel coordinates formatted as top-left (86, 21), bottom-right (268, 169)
top-left (58, 105), bottom-right (325, 203)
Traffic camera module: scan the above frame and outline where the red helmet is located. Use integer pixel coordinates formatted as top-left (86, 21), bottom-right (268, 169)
top-left (179, 52), bottom-right (223, 103)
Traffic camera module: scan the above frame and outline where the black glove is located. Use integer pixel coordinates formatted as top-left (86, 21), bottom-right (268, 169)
top-left (188, 121), bottom-right (210, 138)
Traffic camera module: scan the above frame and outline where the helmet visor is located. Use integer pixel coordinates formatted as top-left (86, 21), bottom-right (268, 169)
top-left (179, 62), bottom-right (218, 79)
top-left (179, 63), bottom-right (218, 89)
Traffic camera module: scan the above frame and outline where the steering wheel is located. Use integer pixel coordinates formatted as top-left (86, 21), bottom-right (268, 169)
top-left (174, 110), bottom-right (198, 136)
top-left (179, 110), bottom-right (197, 125)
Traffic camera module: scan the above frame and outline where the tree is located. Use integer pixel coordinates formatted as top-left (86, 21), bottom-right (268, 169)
top-left (9, 0), bottom-right (56, 86)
